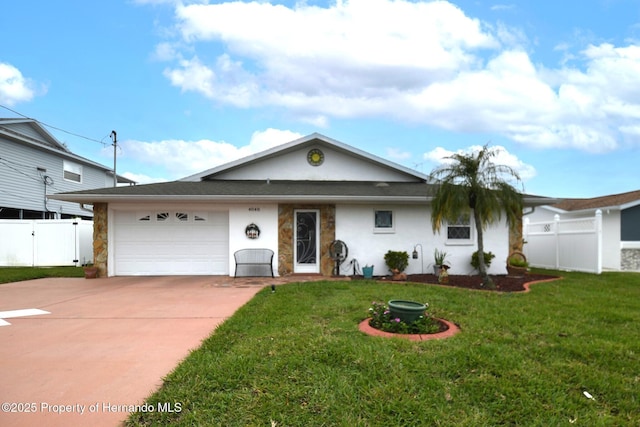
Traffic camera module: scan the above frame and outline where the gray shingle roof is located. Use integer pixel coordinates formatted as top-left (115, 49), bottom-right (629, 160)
top-left (50, 180), bottom-right (437, 203)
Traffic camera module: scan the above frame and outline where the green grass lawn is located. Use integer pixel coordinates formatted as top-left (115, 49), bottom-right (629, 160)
top-left (116, 270), bottom-right (634, 425)
top-left (0, 266), bottom-right (85, 284)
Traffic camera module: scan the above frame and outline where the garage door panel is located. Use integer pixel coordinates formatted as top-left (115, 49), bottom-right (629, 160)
top-left (113, 210), bottom-right (229, 276)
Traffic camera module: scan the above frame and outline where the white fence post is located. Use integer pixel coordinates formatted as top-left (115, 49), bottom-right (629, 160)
top-left (595, 209), bottom-right (602, 274)
top-left (553, 214), bottom-right (560, 270)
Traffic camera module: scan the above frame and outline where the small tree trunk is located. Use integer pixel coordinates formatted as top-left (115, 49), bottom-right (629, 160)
top-left (474, 209), bottom-right (494, 288)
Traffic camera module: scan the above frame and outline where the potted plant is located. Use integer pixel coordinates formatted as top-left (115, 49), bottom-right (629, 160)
top-left (362, 264), bottom-right (374, 279)
top-left (433, 249), bottom-right (450, 276)
top-left (384, 250), bottom-right (409, 280)
top-left (83, 262), bottom-right (98, 279)
top-left (506, 251), bottom-right (528, 277)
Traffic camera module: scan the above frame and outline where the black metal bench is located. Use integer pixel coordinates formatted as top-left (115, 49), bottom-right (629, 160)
top-left (234, 248), bottom-right (275, 277)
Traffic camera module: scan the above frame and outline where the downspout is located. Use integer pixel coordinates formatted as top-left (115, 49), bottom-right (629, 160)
top-left (79, 204), bottom-right (94, 214)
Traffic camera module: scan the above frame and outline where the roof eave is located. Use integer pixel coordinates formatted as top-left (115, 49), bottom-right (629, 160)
top-left (49, 194), bottom-right (430, 204)
top-left (522, 196), bottom-right (561, 207)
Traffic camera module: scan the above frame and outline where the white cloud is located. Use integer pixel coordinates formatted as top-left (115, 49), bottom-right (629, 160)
top-left (118, 128), bottom-right (302, 181)
top-left (0, 62), bottom-right (38, 106)
top-left (154, 0), bottom-right (640, 153)
top-left (121, 172), bottom-right (168, 185)
top-left (490, 4), bottom-right (515, 11)
top-left (424, 145), bottom-right (537, 181)
top-left (163, 0), bottom-right (497, 114)
top-left (152, 42), bottom-right (182, 61)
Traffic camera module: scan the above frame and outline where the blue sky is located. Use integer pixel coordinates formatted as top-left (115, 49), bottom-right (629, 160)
top-left (2, 0), bottom-right (640, 198)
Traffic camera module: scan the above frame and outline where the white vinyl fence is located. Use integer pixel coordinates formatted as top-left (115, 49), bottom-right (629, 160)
top-left (523, 210), bottom-right (602, 274)
top-left (0, 219), bottom-right (93, 267)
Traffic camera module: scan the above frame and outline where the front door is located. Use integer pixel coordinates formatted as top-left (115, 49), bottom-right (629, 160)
top-left (294, 210), bottom-right (320, 273)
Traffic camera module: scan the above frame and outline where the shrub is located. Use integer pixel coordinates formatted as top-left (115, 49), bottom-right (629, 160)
top-left (384, 250), bottom-right (409, 272)
top-left (470, 250), bottom-right (495, 270)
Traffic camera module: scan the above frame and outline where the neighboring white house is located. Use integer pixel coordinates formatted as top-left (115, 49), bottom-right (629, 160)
top-left (51, 133), bottom-right (554, 278)
top-left (0, 118), bottom-right (134, 219)
top-left (525, 190), bottom-right (640, 271)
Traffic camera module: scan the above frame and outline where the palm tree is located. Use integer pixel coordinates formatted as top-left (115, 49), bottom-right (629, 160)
top-left (428, 145), bottom-right (523, 288)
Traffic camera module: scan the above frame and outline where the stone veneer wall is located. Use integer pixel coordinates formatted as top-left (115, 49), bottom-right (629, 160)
top-left (621, 249), bottom-right (640, 271)
top-left (509, 216), bottom-right (524, 255)
top-left (278, 204), bottom-right (336, 276)
top-left (93, 203), bottom-right (108, 277)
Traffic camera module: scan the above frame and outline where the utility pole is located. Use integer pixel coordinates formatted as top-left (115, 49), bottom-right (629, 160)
top-left (110, 130), bottom-right (117, 187)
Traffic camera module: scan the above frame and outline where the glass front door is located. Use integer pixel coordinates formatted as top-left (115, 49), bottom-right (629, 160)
top-left (294, 210), bottom-right (319, 273)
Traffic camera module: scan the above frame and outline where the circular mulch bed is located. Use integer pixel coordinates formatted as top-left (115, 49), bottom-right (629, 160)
top-left (359, 317), bottom-right (460, 341)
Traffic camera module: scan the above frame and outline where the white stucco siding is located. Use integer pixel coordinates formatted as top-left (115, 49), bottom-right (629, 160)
top-left (335, 204), bottom-right (509, 276)
top-left (228, 204), bottom-right (279, 275)
top-left (213, 145), bottom-right (420, 182)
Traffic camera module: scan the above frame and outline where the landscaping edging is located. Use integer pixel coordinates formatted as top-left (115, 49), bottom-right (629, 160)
top-left (521, 276), bottom-right (563, 293)
top-left (359, 318), bottom-right (460, 341)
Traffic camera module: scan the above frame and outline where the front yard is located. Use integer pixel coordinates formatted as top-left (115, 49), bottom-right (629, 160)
top-left (125, 270), bottom-right (640, 426)
top-left (0, 266), bottom-right (84, 284)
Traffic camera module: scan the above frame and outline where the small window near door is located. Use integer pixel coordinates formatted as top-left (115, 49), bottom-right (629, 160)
top-left (374, 210), bottom-right (394, 233)
top-left (63, 161), bottom-right (82, 183)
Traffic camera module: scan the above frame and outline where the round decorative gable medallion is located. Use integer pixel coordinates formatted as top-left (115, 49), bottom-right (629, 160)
top-left (307, 148), bottom-right (324, 166)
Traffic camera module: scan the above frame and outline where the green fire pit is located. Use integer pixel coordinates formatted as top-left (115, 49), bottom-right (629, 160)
top-left (388, 300), bottom-right (426, 323)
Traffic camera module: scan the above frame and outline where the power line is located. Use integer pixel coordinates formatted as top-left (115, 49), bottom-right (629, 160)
top-left (0, 104), bottom-right (109, 146)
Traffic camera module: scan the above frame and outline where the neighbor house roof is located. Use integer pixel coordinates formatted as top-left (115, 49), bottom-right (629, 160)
top-left (551, 189), bottom-right (640, 212)
top-left (0, 118), bottom-right (136, 185)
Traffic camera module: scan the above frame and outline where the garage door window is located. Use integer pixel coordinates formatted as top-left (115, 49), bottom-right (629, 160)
top-left (136, 211), bottom-right (210, 223)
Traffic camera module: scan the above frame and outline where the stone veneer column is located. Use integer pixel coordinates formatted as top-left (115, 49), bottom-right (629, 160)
top-left (278, 204), bottom-right (336, 276)
top-left (93, 203), bottom-right (108, 278)
top-left (509, 215), bottom-right (524, 254)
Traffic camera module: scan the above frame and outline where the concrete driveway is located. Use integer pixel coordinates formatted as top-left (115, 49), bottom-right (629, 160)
top-left (0, 275), bottom-right (277, 427)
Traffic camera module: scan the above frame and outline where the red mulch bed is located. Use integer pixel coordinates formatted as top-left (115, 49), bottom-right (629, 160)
top-left (373, 273), bottom-right (559, 292)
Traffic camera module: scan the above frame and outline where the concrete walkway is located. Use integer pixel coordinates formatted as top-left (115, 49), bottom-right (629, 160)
top-left (0, 275), bottom-right (328, 427)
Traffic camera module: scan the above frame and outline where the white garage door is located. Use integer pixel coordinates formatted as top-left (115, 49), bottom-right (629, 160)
top-left (113, 210), bottom-right (229, 275)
